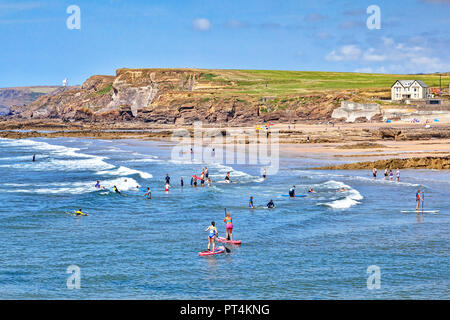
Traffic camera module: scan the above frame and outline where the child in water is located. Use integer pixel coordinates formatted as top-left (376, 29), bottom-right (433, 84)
top-left (224, 212), bottom-right (233, 241)
top-left (205, 221), bottom-right (218, 252)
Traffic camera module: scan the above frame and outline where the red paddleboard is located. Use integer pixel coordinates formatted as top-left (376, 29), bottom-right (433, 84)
top-left (198, 246), bottom-right (225, 256)
top-left (217, 237), bottom-right (242, 245)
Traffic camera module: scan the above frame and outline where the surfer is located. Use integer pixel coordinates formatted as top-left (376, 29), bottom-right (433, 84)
top-left (372, 167), bottom-right (377, 180)
top-left (225, 172), bottom-right (231, 183)
top-left (224, 212), bottom-right (233, 241)
top-left (416, 189), bottom-right (424, 211)
top-left (288, 186), bottom-right (296, 197)
top-left (113, 185), bottom-right (120, 194)
top-left (205, 221), bottom-right (218, 252)
top-left (165, 174), bottom-right (171, 186)
top-left (249, 196), bottom-right (254, 209)
top-left (143, 187), bottom-right (151, 199)
top-left (74, 208), bottom-right (87, 216)
top-left (267, 199), bottom-right (275, 209)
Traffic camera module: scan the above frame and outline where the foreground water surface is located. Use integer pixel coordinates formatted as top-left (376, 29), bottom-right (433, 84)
top-left (0, 137), bottom-right (448, 299)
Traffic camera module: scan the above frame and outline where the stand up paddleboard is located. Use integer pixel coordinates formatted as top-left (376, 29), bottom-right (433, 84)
top-left (401, 210), bottom-right (440, 214)
top-left (198, 246), bottom-right (225, 256)
top-left (281, 194), bottom-right (306, 197)
top-left (217, 237), bottom-right (242, 245)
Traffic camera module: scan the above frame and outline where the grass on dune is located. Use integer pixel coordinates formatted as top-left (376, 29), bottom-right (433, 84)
top-left (197, 69), bottom-right (450, 96)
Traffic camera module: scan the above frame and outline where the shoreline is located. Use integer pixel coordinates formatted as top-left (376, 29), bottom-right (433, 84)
top-left (1, 120), bottom-right (450, 169)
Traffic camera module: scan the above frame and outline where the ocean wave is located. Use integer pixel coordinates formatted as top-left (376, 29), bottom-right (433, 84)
top-left (96, 166), bottom-right (152, 179)
top-left (317, 180), bottom-right (363, 209)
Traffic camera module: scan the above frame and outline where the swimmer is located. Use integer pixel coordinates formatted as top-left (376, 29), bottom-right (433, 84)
top-left (74, 208), bottom-right (87, 216)
top-left (205, 221), bottom-right (218, 252)
top-left (95, 180), bottom-right (101, 189)
top-left (224, 212), bottom-right (233, 241)
top-left (267, 199), bottom-right (275, 209)
top-left (113, 185), bottom-right (121, 194)
top-left (207, 177), bottom-right (211, 186)
top-left (336, 187), bottom-right (347, 192)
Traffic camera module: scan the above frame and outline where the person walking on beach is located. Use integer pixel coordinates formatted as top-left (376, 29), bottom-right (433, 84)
top-left (205, 221), bottom-right (218, 252)
top-left (396, 169), bottom-right (400, 182)
top-left (372, 167), bottom-right (377, 180)
top-left (416, 189), bottom-right (424, 211)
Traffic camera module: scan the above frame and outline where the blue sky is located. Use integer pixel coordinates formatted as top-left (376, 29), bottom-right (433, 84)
top-left (0, 0), bottom-right (449, 87)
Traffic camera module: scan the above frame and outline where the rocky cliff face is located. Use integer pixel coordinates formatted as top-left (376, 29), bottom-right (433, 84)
top-left (12, 69), bottom-right (349, 124)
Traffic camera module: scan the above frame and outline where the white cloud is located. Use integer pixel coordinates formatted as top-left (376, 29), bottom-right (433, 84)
top-left (326, 38), bottom-right (450, 73)
top-left (193, 18), bottom-right (211, 31)
top-left (325, 45), bottom-right (362, 61)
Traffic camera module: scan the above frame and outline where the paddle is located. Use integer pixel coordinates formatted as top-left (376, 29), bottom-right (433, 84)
top-left (422, 191), bottom-right (425, 215)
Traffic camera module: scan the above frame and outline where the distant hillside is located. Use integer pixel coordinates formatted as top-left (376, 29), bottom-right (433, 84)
top-left (8, 69), bottom-right (450, 124)
top-left (0, 86), bottom-right (63, 107)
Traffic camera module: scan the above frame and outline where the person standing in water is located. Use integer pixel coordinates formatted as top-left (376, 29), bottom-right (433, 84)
top-left (205, 221), bottom-right (218, 252)
top-left (205, 167), bottom-right (209, 179)
top-left (263, 168), bottom-right (267, 179)
top-left (165, 183), bottom-right (170, 193)
top-left (289, 185), bottom-right (296, 197)
top-left (143, 187), bottom-right (151, 199)
top-left (372, 167), bottom-right (377, 180)
top-left (32, 154), bottom-right (36, 162)
top-left (267, 199), bottom-right (275, 209)
top-left (224, 212), bottom-right (233, 241)
top-left (384, 168), bottom-right (389, 180)
top-left (249, 196), bottom-right (254, 209)
top-left (416, 189), bottom-right (424, 211)
top-left (180, 177), bottom-right (184, 187)
top-left (396, 169), bottom-right (400, 182)
top-left (389, 169), bottom-right (394, 181)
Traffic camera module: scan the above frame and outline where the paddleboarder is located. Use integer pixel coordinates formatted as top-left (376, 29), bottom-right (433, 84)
top-left (224, 212), bottom-right (233, 241)
top-left (416, 189), bottom-right (424, 211)
top-left (205, 221), bottom-right (218, 252)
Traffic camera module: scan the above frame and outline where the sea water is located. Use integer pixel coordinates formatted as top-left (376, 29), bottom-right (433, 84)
top-left (0, 137), bottom-right (448, 299)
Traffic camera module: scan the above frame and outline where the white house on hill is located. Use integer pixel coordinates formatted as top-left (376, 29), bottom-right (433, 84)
top-left (391, 80), bottom-right (428, 101)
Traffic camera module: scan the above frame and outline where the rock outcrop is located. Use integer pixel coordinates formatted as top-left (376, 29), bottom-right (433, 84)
top-left (10, 68), bottom-right (352, 124)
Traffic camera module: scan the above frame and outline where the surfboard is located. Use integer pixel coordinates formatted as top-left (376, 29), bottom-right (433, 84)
top-left (401, 210), bottom-right (440, 214)
top-left (217, 237), bottom-right (242, 245)
top-left (198, 246), bottom-right (225, 256)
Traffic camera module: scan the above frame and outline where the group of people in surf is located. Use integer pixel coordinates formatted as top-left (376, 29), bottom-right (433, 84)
top-left (372, 167), bottom-right (401, 182)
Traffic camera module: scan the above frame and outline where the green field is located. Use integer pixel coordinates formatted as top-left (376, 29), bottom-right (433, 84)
top-left (197, 69), bottom-right (450, 96)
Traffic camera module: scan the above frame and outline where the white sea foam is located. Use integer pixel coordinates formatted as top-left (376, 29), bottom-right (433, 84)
top-left (97, 166), bottom-right (153, 179)
top-left (318, 180), bottom-right (363, 209)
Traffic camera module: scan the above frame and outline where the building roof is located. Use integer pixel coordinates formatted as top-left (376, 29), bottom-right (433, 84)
top-left (392, 80), bottom-right (428, 88)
